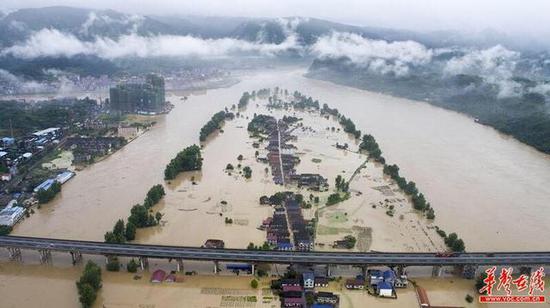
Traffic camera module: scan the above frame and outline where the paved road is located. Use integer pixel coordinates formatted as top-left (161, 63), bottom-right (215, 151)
top-left (1, 236), bottom-right (549, 266)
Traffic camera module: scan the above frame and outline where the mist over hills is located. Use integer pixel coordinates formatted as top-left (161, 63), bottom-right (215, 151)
top-left (0, 6), bottom-right (549, 153)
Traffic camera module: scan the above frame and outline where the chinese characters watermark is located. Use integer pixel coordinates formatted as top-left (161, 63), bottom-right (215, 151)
top-left (479, 266), bottom-right (546, 303)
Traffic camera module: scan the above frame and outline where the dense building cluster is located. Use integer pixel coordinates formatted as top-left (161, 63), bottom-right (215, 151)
top-left (109, 74), bottom-right (166, 114)
top-left (249, 114), bottom-right (327, 190)
top-left (261, 193), bottom-right (313, 251)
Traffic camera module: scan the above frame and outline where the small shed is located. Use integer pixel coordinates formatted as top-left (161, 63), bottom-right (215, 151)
top-left (150, 269), bottom-right (166, 283)
top-left (303, 272), bottom-right (315, 289)
top-left (377, 281), bottom-right (394, 297)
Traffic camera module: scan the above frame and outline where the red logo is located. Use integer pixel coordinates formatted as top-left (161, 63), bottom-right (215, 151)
top-left (479, 266), bottom-right (546, 303)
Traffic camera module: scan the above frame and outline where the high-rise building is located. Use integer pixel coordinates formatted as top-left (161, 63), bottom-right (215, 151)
top-left (109, 74), bottom-right (166, 114)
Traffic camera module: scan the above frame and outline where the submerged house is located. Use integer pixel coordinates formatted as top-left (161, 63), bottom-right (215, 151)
top-left (150, 269), bottom-right (166, 283)
top-left (377, 281), bottom-right (394, 297)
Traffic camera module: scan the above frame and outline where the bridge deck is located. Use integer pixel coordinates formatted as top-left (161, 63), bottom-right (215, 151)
top-left (1, 236), bottom-right (549, 266)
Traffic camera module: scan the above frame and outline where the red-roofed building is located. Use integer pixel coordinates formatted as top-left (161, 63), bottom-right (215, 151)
top-left (151, 269), bottom-right (166, 283)
top-left (282, 285), bottom-right (303, 292)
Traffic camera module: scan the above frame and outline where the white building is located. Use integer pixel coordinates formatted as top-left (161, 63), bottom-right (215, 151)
top-left (377, 281), bottom-right (394, 297)
top-left (33, 127), bottom-right (60, 137)
top-left (303, 272), bottom-right (315, 289)
top-left (0, 201), bottom-right (26, 227)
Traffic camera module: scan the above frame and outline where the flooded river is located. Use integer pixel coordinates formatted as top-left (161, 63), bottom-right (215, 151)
top-left (12, 67), bottom-right (550, 251)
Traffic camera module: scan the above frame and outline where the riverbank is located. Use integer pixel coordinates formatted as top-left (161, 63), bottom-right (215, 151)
top-left (10, 67), bottom-right (550, 250)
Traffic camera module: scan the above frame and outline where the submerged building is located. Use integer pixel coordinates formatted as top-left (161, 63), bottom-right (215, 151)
top-left (109, 74), bottom-right (166, 114)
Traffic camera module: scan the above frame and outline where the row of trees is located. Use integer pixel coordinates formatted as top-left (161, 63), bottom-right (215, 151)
top-left (292, 91), bottom-right (320, 110)
top-left (76, 261), bottom-right (102, 308)
top-left (335, 175), bottom-right (349, 192)
top-left (326, 193), bottom-right (345, 206)
top-left (164, 145), bottom-right (202, 180)
top-left (37, 182), bottom-right (62, 204)
top-left (105, 185), bottom-right (165, 244)
top-left (443, 232), bottom-right (466, 252)
top-left (313, 99), bottom-right (466, 252)
top-left (339, 116), bottom-right (361, 139)
top-left (199, 111), bottom-right (229, 142)
top-left (383, 164), bottom-right (434, 217)
top-left (238, 92), bottom-right (252, 108)
top-left (359, 134), bottom-right (385, 163)
top-left (258, 191), bottom-right (292, 206)
top-left (321, 103), bottom-right (339, 116)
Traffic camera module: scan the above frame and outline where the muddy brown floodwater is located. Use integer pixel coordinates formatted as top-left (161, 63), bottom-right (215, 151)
top-left (4, 66), bottom-right (550, 307)
top-left (12, 67), bottom-right (550, 252)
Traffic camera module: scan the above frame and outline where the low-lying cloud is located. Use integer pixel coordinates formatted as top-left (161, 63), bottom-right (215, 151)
top-left (0, 69), bottom-right (49, 93)
top-left (311, 31), bottom-right (550, 98)
top-left (1, 28), bottom-right (300, 59)
top-left (311, 32), bottom-right (433, 77)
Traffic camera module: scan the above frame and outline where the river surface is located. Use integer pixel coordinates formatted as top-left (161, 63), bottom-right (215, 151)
top-left (12, 67), bottom-right (550, 252)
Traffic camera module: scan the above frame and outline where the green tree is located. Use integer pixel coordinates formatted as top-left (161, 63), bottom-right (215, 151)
top-left (250, 279), bottom-right (258, 289)
top-left (452, 239), bottom-right (466, 252)
top-left (226, 163), bottom-right (234, 170)
top-left (76, 261), bottom-right (102, 307)
top-left (113, 219), bottom-right (125, 238)
top-left (155, 212), bottom-right (162, 224)
top-left (0, 225), bottom-right (12, 235)
top-left (305, 292), bottom-right (315, 305)
top-left (335, 175), bottom-right (342, 190)
top-left (243, 166), bottom-right (252, 179)
top-left (104, 231), bottom-right (117, 244)
top-left (125, 222), bottom-right (136, 241)
top-left (79, 261), bottom-right (102, 291)
top-left (326, 193), bottom-right (342, 206)
top-left (77, 283), bottom-right (97, 308)
top-left (106, 257), bottom-right (120, 272)
top-left (164, 145), bottom-right (202, 180)
top-left (127, 259), bottom-right (138, 273)
top-left (237, 154), bottom-right (244, 161)
top-left (445, 233), bottom-right (458, 247)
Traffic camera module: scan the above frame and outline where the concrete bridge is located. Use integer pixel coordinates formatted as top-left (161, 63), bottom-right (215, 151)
top-left (1, 236), bottom-right (549, 269)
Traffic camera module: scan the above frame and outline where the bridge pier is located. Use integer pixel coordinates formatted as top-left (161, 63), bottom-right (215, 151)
top-left (462, 265), bottom-right (477, 279)
top-left (70, 251), bottom-right (83, 265)
top-left (214, 261), bottom-right (220, 274)
top-left (176, 259), bottom-right (184, 272)
top-left (431, 265), bottom-right (443, 277)
top-left (326, 264), bottom-right (331, 277)
top-left (360, 265), bottom-right (367, 279)
top-left (38, 249), bottom-right (52, 264)
top-left (7, 247), bottom-right (22, 262)
top-left (139, 257), bottom-right (149, 271)
top-left (396, 265), bottom-right (405, 276)
top-left (251, 263), bottom-right (255, 275)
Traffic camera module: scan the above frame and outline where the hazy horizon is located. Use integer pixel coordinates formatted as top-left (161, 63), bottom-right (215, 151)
top-left (3, 0), bottom-right (550, 39)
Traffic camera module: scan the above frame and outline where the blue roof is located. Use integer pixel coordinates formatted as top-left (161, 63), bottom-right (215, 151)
top-left (378, 281), bottom-right (393, 290)
top-left (277, 242), bottom-right (293, 248)
top-left (303, 272), bottom-right (315, 280)
top-left (226, 263), bottom-right (252, 270)
top-left (312, 305), bottom-right (333, 308)
top-left (369, 270), bottom-right (382, 276)
top-left (383, 270), bottom-right (396, 280)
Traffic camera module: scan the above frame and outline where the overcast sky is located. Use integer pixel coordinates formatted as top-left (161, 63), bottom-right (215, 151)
top-left (3, 0), bottom-right (550, 37)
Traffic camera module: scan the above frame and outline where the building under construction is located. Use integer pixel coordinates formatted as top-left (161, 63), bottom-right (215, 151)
top-left (109, 74), bottom-right (166, 114)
